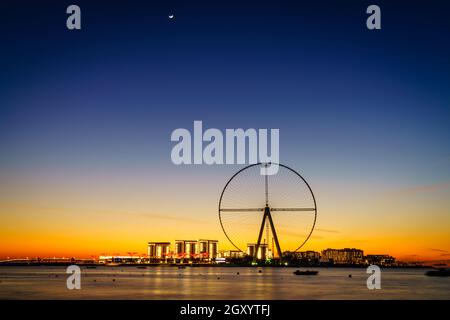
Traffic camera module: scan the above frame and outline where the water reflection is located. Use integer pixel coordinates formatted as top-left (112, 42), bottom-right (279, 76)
top-left (0, 266), bottom-right (449, 300)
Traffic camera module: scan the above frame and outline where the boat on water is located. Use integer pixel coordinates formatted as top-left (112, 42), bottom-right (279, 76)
top-left (136, 266), bottom-right (147, 269)
top-left (425, 268), bottom-right (450, 277)
top-left (293, 270), bottom-right (318, 276)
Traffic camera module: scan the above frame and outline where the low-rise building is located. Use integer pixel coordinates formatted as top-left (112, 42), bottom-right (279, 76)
top-left (295, 251), bottom-right (321, 262)
top-left (365, 254), bottom-right (396, 266)
top-left (147, 239), bottom-right (219, 262)
top-left (198, 239), bottom-right (219, 260)
top-left (220, 250), bottom-right (245, 259)
top-left (174, 240), bottom-right (198, 259)
top-left (246, 243), bottom-right (270, 260)
top-left (99, 255), bottom-right (144, 264)
top-left (148, 242), bottom-right (171, 260)
top-left (321, 248), bottom-right (364, 264)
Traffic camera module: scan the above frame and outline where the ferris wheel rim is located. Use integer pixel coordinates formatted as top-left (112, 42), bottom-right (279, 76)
top-left (218, 162), bottom-right (317, 254)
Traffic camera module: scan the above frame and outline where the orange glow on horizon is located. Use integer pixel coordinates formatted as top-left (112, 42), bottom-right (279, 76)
top-left (0, 170), bottom-right (449, 262)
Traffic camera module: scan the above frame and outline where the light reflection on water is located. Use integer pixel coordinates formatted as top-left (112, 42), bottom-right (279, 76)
top-left (0, 266), bottom-right (449, 300)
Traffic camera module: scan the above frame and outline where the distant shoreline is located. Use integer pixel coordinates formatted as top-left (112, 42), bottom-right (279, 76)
top-left (0, 262), bottom-right (431, 269)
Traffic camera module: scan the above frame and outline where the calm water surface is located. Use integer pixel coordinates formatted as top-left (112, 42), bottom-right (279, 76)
top-left (0, 266), bottom-right (448, 299)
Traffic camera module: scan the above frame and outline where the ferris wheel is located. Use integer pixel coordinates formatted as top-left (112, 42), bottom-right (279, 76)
top-left (218, 163), bottom-right (317, 260)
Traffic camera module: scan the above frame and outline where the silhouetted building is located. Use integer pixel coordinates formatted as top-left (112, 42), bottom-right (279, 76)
top-left (198, 239), bottom-right (219, 260)
top-left (247, 244), bottom-right (256, 257)
top-left (365, 254), bottom-right (396, 266)
top-left (148, 242), bottom-right (171, 259)
top-left (220, 250), bottom-right (245, 259)
top-left (295, 251), bottom-right (321, 262)
top-left (174, 240), bottom-right (198, 258)
top-left (99, 255), bottom-right (144, 264)
top-left (257, 244), bottom-right (268, 260)
top-left (246, 243), bottom-right (269, 260)
top-left (322, 248), bottom-right (364, 264)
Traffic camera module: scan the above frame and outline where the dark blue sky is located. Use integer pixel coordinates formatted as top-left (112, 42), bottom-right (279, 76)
top-left (1, 0), bottom-right (449, 187)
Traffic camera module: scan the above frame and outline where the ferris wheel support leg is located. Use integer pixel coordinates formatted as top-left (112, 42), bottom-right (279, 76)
top-left (253, 214), bottom-right (267, 262)
top-left (266, 208), bottom-right (283, 262)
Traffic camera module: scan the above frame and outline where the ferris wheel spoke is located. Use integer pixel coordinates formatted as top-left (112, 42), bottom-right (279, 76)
top-left (270, 208), bottom-right (316, 212)
top-left (219, 208), bottom-right (264, 212)
top-left (264, 164), bottom-right (269, 206)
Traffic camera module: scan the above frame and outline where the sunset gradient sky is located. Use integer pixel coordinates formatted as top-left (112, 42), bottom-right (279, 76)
top-left (1, 1), bottom-right (449, 261)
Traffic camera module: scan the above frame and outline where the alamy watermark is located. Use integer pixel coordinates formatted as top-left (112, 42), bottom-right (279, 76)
top-left (171, 121), bottom-right (280, 175)
top-left (66, 265), bottom-right (81, 290)
top-left (366, 265), bottom-right (381, 290)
